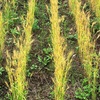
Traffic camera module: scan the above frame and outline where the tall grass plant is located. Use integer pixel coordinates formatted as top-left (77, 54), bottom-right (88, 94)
top-left (69, 0), bottom-right (99, 99)
top-left (6, 0), bottom-right (35, 99)
top-left (50, 0), bottom-right (73, 100)
top-left (0, 11), bottom-right (5, 56)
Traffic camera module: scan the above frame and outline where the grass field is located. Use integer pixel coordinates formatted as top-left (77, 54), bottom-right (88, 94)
top-left (0, 0), bottom-right (100, 100)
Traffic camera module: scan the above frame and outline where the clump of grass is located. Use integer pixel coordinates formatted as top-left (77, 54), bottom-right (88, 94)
top-left (3, 1), bottom-right (13, 30)
top-left (0, 11), bottom-right (5, 56)
top-left (6, 37), bottom-right (27, 100)
top-left (69, 0), bottom-right (93, 83)
top-left (3, 1), bottom-right (11, 31)
top-left (92, 52), bottom-right (99, 100)
top-left (50, 0), bottom-right (73, 100)
top-left (23, 0), bottom-right (35, 54)
top-left (69, 0), bottom-right (99, 100)
top-left (0, 9), bottom-right (5, 80)
top-left (89, 0), bottom-right (100, 20)
top-left (3, 0), bottom-right (18, 31)
top-left (11, 0), bottom-right (17, 7)
top-left (5, 0), bottom-right (35, 99)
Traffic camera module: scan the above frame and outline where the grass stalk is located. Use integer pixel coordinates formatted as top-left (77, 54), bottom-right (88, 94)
top-left (50, 0), bottom-right (73, 100)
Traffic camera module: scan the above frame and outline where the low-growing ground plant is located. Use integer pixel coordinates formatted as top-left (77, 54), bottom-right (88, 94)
top-left (75, 79), bottom-right (92, 100)
top-left (0, 66), bottom-right (4, 76)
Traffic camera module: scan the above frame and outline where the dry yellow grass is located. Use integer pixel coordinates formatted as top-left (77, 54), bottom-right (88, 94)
top-left (6, 37), bottom-right (27, 99)
top-left (50, 0), bottom-right (73, 100)
top-left (69, 0), bottom-right (93, 82)
top-left (23, 0), bottom-right (35, 54)
top-left (0, 11), bottom-right (5, 56)
top-left (5, 0), bottom-right (35, 99)
top-left (89, 0), bottom-right (100, 20)
top-left (69, 0), bottom-right (99, 100)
